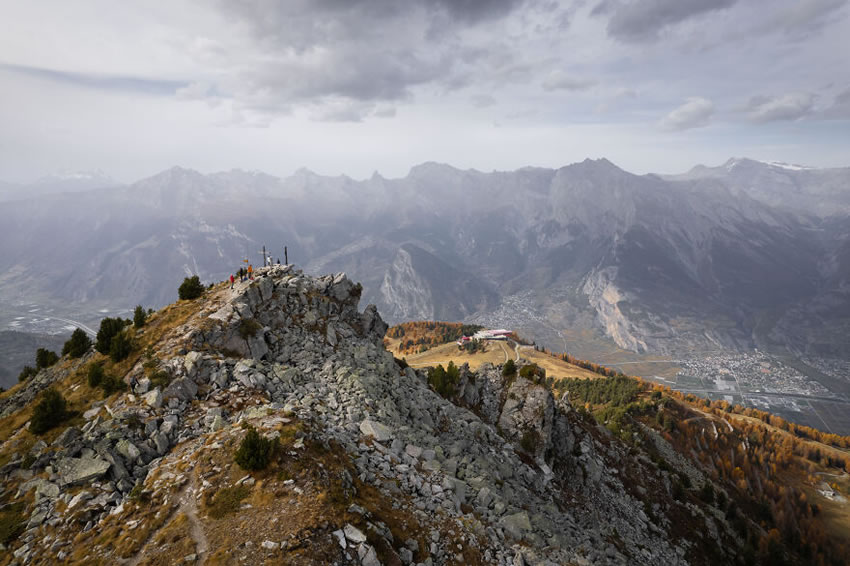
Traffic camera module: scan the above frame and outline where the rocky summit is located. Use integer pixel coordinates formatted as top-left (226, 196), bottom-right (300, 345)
top-left (0, 266), bottom-right (744, 565)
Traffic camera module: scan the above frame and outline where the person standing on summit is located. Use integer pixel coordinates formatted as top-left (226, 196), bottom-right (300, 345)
top-left (248, 264), bottom-right (253, 280)
top-left (230, 274), bottom-right (235, 289)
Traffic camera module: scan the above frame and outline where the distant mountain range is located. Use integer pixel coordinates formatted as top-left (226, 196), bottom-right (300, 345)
top-left (1, 157), bottom-right (848, 362)
top-left (0, 170), bottom-right (119, 202)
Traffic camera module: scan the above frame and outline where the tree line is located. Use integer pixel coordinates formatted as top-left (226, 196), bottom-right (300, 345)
top-left (386, 321), bottom-right (484, 355)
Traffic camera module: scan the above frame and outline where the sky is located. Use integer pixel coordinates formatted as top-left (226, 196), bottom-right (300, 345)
top-left (1, 0), bottom-right (849, 183)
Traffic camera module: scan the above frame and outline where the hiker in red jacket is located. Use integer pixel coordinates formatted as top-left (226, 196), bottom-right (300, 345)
top-left (230, 274), bottom-right (235, 289)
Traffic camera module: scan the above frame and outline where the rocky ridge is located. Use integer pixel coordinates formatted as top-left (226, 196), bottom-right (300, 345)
top-left (0, 266), bottom-right (738, 565)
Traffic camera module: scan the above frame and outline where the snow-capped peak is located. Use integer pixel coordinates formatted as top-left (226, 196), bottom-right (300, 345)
top-left (762, 160), bottom-right (815, 171)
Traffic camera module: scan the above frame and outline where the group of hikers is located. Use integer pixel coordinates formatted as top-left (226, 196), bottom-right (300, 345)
top-left (230, 264), bottom-right (254, 289)
top-left (228, 252), bottom-right (287, 289)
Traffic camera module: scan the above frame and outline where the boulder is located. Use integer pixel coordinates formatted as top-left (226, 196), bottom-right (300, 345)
top-left (183, 351), bottom-right (203, 376)
top-left (333, 529), bottom-right (347, 549)
top-left (135, 377), bottom-right (151, 394)
top-left (143, 388), bottom-right (163, 409)
top-left (360, 545), bottom-right (381, 566)
top-left (52, 426), bottom-right (82, 447)
top-left (330, 274), bottom-right (356, 302)
top-left (343, 524), bottom-right (367, 543)
top-left (67, 491), bottom-right (92, 509)
top-left (208, 303), bottom-right (234, 322)
top-left (150, 431), bottom-right (169, 455)
top-left (20, 478), bottom-right (59, 500)
top-left (501, 511), bottom-right (532, 540)
top-left (359, 419), bottom-right (393, 442)
top-left (162, 378), bottom-right (198, 403)
top-left (247, 334), bottom-right (270, 360)
top-left (405, 444), bottom-right (423, 460)
top-left (360, 304), bottom-right (388, 339)
top-left (116, 439), bottom-right (141, 462)
top-left (55, 456), bottom-right (111, 487)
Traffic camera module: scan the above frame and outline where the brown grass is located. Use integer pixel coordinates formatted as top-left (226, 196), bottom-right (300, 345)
top-left (136, 512), bottom-right (197, 566)
top-left (393, 338), bottom-right (603, 382)
top-left (103, 298), bottom-right (200, 380)
top-left (207, 484), bottom-right (252, 519)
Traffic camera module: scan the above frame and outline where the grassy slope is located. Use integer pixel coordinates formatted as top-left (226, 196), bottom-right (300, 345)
top-left (387, 336), bottom-right (603, 380)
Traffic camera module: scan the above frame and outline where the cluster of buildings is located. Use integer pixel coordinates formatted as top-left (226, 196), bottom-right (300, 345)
top-left (457, 329), bottom-right (511, 346)
top-left (677, 351), bottom-right (829, 397)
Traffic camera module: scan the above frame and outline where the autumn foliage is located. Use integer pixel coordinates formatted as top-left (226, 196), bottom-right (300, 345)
top-left (386, 321), bottom-right (484, 355)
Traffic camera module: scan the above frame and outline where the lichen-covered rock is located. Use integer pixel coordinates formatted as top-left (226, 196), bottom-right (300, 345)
top-left (55, 456), bottom-right (111, 486)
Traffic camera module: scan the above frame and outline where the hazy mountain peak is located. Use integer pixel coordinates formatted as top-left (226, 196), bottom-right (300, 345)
top-left (407, 161), bottom-right (464, 177)
top-left (136, 166), bottom-right (206, 185)
top-left (557, 157), bottom-right (631, 183)
top-left (293, 167), bottom-right (320, 177)
top-left (35, 169), bottom-right (114, 184)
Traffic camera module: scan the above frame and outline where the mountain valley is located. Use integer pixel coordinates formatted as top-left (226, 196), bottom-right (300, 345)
top-left (3, 157), bottom-right (848, 435)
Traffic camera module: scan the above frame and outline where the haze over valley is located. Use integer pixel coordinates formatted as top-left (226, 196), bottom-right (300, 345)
top-left (2, 157), bottom-right (850, 434)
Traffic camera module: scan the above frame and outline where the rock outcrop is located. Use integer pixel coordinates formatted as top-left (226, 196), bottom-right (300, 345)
top-left (0, 266), bottom-right (736, 565)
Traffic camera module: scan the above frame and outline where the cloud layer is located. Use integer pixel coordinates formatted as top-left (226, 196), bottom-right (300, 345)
top-left (0, 0), bottom-right (847, 181)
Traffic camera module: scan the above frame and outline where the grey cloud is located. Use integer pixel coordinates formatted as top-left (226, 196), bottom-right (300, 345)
top-left (542, 71), bottom-right (596, 91)
top-left (212, 0), bottom-right (527, 119)
top-left (590, 0), bottom-right (615, 16)
top-left (259, 49), bottom-right (444, 103)
top-left (471, 94), bottom-right (497, 107)
top-left (308, 99), bottom-right (399, 122)
top-left (605, 0), bottom-right (738, 42)
top-left (425, 0), bottom-right (526, 22)
top-left (373, 106), bottom-right (398, 118)
top-left (176, 82), bottom-right (214, 100)
top-left (0, 62), bottom-right (186, 96)
top-left (660, 97), bottom-right (714, 130)
top-left (755, 0), bottom-right (848, 38)
top-left (309, 100), bottom-right (373, 122)
top-left (747, 93), bottom-right (815, 123)
top-left (823, 88), bottom-right (850, 119)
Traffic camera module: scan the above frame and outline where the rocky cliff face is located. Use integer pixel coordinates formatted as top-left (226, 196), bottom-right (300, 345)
top-left (0, 268), bottom-right (740, 565)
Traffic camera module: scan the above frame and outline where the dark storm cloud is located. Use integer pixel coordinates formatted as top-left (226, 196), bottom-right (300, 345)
top-left (0, 62), bottom-right (186, 95)
top-left (602, 0), bottom-right (738, 42)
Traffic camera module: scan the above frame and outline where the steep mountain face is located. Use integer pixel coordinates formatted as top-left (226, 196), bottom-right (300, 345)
top-left (0, 159), bottom-right (847, 360)
top-left (377, 244), bottom-right (499, 322)
top-left (0, 268), bottom-right (758, 565)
